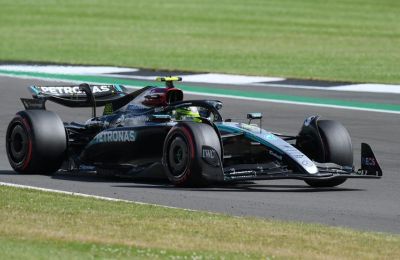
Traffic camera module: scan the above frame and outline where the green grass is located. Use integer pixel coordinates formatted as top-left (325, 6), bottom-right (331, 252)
top-left (1, 237), bottom-right (255, 259)
top-left (1, 186), bottom-right (399, 259)
top-left (0, 0), bottom-right (399, 83)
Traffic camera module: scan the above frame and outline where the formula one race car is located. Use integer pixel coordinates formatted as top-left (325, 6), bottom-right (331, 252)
top-left (6, 77), bottom-right (382, 187)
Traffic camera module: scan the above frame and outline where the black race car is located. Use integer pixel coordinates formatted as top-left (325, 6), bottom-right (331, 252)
top-left (6, 77), bottom-right (382, 187)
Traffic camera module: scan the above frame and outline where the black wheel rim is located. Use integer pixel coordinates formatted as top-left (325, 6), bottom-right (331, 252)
top-left (7, 123), bottom-right (29, 164)
top-left (168, 136), bottom-right (189, 177)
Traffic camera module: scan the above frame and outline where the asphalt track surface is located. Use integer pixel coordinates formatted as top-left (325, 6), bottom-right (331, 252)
top-left (0, 76), bottom-right (399, 234)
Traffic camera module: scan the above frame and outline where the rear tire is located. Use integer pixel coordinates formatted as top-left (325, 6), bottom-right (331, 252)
top-left (299, 120), bottom-right (353, 187)
top-left (6, 110), bottom-right (67, 174)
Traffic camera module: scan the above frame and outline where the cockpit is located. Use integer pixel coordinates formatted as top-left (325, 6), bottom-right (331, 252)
top-left (98, 77), bottom-right (223, 127)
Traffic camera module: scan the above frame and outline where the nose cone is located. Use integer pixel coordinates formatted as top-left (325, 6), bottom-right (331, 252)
top-left (301, 158), bottom-right (318, 174)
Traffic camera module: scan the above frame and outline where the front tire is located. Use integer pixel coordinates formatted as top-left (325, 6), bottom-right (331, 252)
top-left (162, 122), bottom-right (221, 187)
top-left (6, 110), bottom-right (67, 174)
top-left (298, 120), bottom-right (353, 187)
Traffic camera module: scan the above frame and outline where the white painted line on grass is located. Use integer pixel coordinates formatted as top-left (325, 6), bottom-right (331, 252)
top-left (180, 73), bottom-right (285, 84)
top-left (0, 72), bottom-right (117, 86)
top-left (105, 73), bottom-right (285, 85)
top-left (0, 65), bottom-right (137, 75)
top-left (0, 181), bottom-right (201, 213)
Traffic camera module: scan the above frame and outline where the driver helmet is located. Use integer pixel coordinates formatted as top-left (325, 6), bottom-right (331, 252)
top-left (175, 107), bottom-right (201, 122)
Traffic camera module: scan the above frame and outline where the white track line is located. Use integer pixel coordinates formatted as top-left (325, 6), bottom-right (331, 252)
top-left (179, 90), bottom-right (400, 115)
top-left (254, 82), bottom-right (400, 94)
top-left (0, 181), bottom-right (200, 213)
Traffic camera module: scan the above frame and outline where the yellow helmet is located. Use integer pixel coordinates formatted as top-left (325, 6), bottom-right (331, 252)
top-left (175, 107), bottom-right (201, 122)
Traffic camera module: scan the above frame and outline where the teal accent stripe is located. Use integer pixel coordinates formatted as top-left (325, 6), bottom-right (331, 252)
top-left (114, 84), bottom-right (122, 92)
top-left (218, 124), bottom-right (282, 152)
top-left (1, 69), bottom-right (400, 113)
top-left (29, 85), bottom-right (40, 95)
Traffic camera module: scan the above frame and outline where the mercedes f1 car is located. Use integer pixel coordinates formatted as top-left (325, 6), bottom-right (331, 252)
top-left (6, 77), bottom-right (382, 187)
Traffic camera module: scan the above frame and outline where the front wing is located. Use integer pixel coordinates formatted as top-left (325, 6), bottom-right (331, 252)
top-left (222, 143), bottom-right (382, 182)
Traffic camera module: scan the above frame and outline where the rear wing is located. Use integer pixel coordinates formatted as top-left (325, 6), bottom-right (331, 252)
top-left (22, 83), bottom-right (154, 118)
top-left (21, 83), bottom-right (129, 118)
top-left (26, 84), bottom-right (128, 108)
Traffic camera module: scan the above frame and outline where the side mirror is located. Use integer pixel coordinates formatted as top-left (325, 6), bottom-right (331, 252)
top-left (247, 113), bottom-right (262, 120)
top-left (247, 113), bottom-right (262, 129)
top-left (206, 100), bottom-right (223, 110)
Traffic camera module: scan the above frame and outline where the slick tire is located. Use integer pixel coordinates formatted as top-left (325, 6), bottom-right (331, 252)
top-left (304, 120), bottom-right (353, 187)
top-left (6, 110), bottom-right (67, 174)
top-left (162, 122), bottom-right (220, 187)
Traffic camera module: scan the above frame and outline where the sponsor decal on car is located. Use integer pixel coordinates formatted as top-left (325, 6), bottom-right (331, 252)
top-left (362, 157), bottom-right (376, 166)
top-left (201, 146), bottom-right (220, 167)
top-left (91, 130), bottom-right (136, 144)
top-left (36, 85), bottom-right (112, 95)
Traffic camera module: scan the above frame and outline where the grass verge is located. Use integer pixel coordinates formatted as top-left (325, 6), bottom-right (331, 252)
top-left (0, 0), bottom-right (399, 83)
top-left (1, 185), bottom-right (399, 259)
